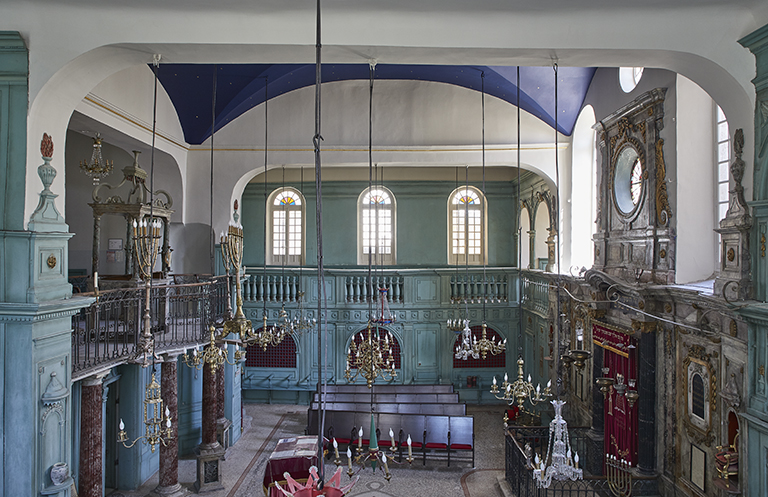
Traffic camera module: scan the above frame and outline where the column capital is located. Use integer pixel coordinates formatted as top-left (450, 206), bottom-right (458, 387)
top-left (82, 369), bottom-right (111, 387)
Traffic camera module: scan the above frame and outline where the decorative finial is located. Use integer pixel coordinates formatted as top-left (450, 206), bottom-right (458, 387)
top-left (41, 133), bottom-right (53, 159)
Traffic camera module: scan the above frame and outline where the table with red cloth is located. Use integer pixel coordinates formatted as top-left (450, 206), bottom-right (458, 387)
top-left (263, 436), bottom-right (323, 497)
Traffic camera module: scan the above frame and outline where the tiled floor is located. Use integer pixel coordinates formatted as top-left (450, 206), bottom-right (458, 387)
top-left (115, 403), bottom-right (507, 497)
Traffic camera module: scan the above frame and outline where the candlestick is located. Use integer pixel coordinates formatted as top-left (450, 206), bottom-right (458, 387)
top-left (347, 447), bottom-right (353, 476)
top-left (333, 438), bottom-right (340, 465)
top-left (358, 426), bottom-right (364, 451)
top-left (389, 428), bottom-right (396, 452)
top-left (407, 434), bottom-right (413, 462)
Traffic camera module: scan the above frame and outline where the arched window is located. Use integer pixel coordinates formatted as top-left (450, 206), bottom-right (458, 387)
top-left (449, 186), bottom-right (486, 265)
top-left (358, 187), bottom-right (396, 265)
top-left (245, 332), bottom-right (297, 368)
top-left (452, 325), bottom-right (506, 368)
top-left (619, 67), bottom-right (644, 93)
top-left (348, 326), bottom-right (401, 370)
top-left (570, 104), bottom-right (597, 270)
top-left (268, 187), bottom-right (305, 266)
top-left (691, 373), bottom-right (705, 420)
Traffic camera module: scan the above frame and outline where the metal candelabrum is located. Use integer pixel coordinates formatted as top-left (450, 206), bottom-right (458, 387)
top-left (344, 324), bottom-right (397, 388)
top-left (132, 217), bottom-right (162, 367)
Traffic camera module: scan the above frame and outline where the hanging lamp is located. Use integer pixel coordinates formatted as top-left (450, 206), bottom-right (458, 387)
top-left (456, 72), bottom-right (505, 361)
top-left (530, 62), bottom-right (583, 488)
top-left (80, 133), bottom-right (114, 185)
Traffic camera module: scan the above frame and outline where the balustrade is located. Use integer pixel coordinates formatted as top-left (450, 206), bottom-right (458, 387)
top-left (71, 277), bottom-right (228, 379)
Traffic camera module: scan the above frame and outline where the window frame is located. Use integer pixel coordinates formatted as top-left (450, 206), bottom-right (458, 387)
top-left (357, 186), bottom-right (397, 266)
top-left (448, 185), bottom-right (487, 265)
top-left (267, 186), bottom-right (306, 266)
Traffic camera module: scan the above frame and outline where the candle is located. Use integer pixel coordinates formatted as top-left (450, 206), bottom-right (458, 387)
top-left (358, 427), bottom-right (364, 450)
top-left (119, 418), bottom-right (125, 431)
top-left (333, 438), bottom-right (339, 460)
top-left (407, 435), bottom-right (412, 459)
top-left (492, 376), bottom-right (497, 387)
top-left (94, 272), bottom-right (98, 290)
top-left (382, 452), bottom-right (389, 474)
top-left (389, 428), bottom-right (395, 449)
top-left (574, 452), bottom-right (579, 469)
top-left (347, 448), bottom-right (353, 472)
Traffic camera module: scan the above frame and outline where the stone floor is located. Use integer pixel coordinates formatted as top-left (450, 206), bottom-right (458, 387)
top-left (114, 403), bottom-right (508, 497)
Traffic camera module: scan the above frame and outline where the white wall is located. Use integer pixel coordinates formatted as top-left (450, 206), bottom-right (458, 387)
top-left (570, 105), bottom-right (597, 271)
top-left (676, 74), bottom-right (717, 283)
top-left (6, 1), bottom-right (759, 229)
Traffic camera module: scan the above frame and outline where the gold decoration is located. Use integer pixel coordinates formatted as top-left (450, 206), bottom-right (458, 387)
top-left (638, 300), bottom-right (645, 310)
top-left (727, 248), bottom-right (735, 262)
top-left (761, 234), bottom-right (766, 258)
top-left (729, 320), bottom-right (738, 337)
top-left (759, 365), bottom-right (765, 377)
top-left (659, 248), bottom-right (667, 259)
top-left (655, 139), bottom-right (672, 225)
top-left (681, 343), bottom-right (717, 446)
top-left (46, 254), bottom-right (57, 269)
top-left (664, 303), bottom-right (672, 313)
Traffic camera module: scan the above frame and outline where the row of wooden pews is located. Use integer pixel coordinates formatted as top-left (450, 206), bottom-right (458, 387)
top-left (306, 384), bottom-right (474, 467)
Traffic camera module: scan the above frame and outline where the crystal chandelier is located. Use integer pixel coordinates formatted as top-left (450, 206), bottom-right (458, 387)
top-left (182, 325), bottom-right (244, 373)
top-left (532, 400), bottom-right (583, 487)
top-left (80, 133), bottom-right (113, 185)
top-left (117, 372), bottom-right (172, 453)
top-left (345, 324), bottom-right (397, 388)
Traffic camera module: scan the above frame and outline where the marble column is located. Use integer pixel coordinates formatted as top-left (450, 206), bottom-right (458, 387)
top-left (150, 354), bottom-right (188, 497)
top-left (215, 351), bottom-right (232, 451)
top-left (195, 362), bottom-right (225, 493)
top-left (637, 331), bottom-right (656, 474)
top-left (79, 373), bottom-right (108, 497)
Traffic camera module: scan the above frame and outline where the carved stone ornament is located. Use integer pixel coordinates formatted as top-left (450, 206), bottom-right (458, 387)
top-left (655, 139), bottom-right (672, 226)
top-left (681, 343), bottom-right (718, 446)
top-left (719, 372), bottom-right (740, 409)
top-left (28, 133), bottom-right (66, 230)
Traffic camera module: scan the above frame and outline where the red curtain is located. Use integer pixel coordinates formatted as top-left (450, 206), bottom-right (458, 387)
top-left (593, 324), bottom-right (638, 466)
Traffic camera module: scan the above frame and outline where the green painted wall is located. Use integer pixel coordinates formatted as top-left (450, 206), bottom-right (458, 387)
top-left (242, 179), bottom-right (518, 268)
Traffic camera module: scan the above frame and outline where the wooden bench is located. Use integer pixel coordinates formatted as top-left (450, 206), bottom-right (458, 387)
top-left (309, 401), bottom-right (466, 416)
top-left (306, 410), bottom-right (474, 468)
top-left (320, 384), bottom-right (455, 395)
top-left (313, 392), bottom-right (460, 404)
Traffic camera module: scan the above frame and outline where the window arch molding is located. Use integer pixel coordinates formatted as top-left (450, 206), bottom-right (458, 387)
top-left (448, 185), bottom-right (487, 265)
top-left (267, 186), bottom-right (306, 266)
top-left (357, 186), bottom-right (396, 265)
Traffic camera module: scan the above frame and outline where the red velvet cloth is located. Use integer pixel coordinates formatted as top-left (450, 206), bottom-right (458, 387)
top-left (264, 436), bottom-right (320, 497)
top-left (594, 323), bottom-right (638, 467)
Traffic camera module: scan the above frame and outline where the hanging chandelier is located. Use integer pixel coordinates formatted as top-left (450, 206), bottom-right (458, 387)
top-left (117, 372), bottom-right (173, 453)
top-left (80, 133), bottom-right (114, 185)
top-left (182, 325), bottom-right (244, 373)
top-left (345, 324), bottom-right (397, 388)
top-left (333, 415), bottom-right (413, 481)
top-left (491, 356), bottom-right (552, 411)
top-left (454, 73), bottom-right (505, 362)
top-left (222, 217), bottom-right (255, 342)
top-left (532, 400), bottom-right (583, 487)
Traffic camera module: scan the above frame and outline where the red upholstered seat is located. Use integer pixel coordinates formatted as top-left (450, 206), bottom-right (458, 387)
top-left (450, 443), bottom-right (473, 450)
top-left (426, 442), bottom-right (448, 449)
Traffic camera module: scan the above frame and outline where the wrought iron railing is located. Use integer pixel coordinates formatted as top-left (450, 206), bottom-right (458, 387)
top-left (522, 272), bottom-right (551, 316)
top-left (505, 427), bottom-right (657, 497)
top-left (71, 276), bottom-right (228, 379)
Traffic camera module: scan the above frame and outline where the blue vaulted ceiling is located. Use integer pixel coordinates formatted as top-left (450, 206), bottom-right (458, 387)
top-left (156, 64), bottom-right (597, 145)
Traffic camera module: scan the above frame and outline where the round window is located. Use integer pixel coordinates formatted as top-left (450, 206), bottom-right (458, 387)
top-left (613, 146), bottom-right (644, 216)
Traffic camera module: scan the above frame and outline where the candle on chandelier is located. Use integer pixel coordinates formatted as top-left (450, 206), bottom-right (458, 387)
top-left (389, 428), bottom-right (395, 449)
top-left (382, 452), bottom-right (390, 474)
top-left (407, 435), bottom-right (412, 459)
top-left (347, 447), bottom-right (353, 472)
top-left (333, 438), bottom-right (339, 461)
top-left (358, 427), bottom-right (364, 450)
top-left (119, 418), bottom-right (125, 431)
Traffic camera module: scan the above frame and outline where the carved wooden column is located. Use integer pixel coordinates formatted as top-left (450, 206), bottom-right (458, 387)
top-left (194, 362), bottom-right (224, 493)
top-left (79, 372), bottom-right (108, 497)
top-left (149, 354), bottom-right (188, 497)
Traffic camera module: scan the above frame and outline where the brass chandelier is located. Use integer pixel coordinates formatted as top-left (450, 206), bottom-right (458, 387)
top-left (344, 323), bottom-right (397, 388)
top-left (117, 372), bottom-right (172, 453)
top-left (454, 72), bottom-right (506, 362)
top-left (182, 325), bottom-right (244, 374)
top-left (221, 215), bottom-right (254, 342)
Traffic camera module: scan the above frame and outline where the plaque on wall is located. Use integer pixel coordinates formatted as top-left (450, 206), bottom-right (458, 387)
top-left (690, 444), bottom-right (706, 491)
